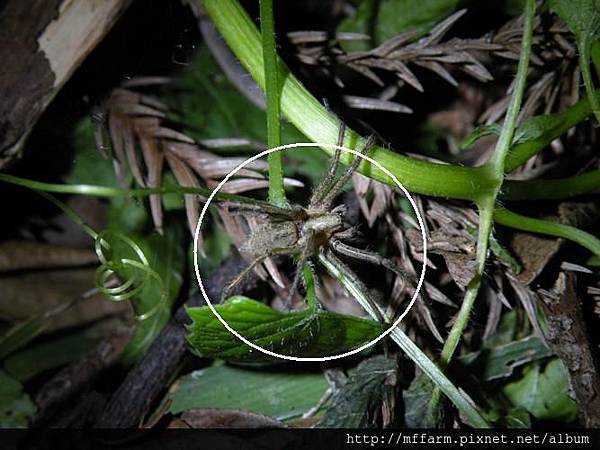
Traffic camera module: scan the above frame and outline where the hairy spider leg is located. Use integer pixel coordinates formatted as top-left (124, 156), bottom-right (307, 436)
top-left (330, 239), bottom-right (417, 285)
top-left (220, 254), bottom-right (269, 302)
top-left (322, 248), bottom-right (386, 324)
top-left (308, 122), bottom-right (346, 209)
top-left (320, 134), bottom-right (377, 210)
top-left (219, 200), bottom-right (302, 221)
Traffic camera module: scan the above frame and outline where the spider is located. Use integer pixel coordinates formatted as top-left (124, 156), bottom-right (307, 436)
top-left (219, 124), bottom-right (413, 319)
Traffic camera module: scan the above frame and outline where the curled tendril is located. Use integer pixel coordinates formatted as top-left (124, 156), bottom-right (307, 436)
top-left (0, 177), bottom-right (171, 324)
top-left (94, 230), bottom-right (167, 322)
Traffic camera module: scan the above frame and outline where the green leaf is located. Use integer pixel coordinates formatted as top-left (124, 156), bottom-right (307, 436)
top-left (502, 359), bottom-right (578, 422)
top-left (174, 46), bottom-right (305, 144)
top-left (0, 370), bottom-right (36, 428)
top-left (0, 302), bottom-right (70, 360)
top-left (489, 235), bottom-right (523, 275)
top-left (186, 296), bottom-right (381, 362)
top-left (118, 223), bottom-right (185, 364)
top-left (459, 336), bottom-right (553, 381)
top-left (319, 355), bottom-right (397, 428)
top-left (168, 364), bottom-right (328, 420)
top-left (461, 124), bottom-right (502, 150)
top-left (65, 119), bottom-right (119, 187)
top-left (550, 0), bottom-right (600, 123)
top-left (338, 0), bottom-right (458, 51)
top-left (403, 374), bottom-right (444, 428)
top-left (4, 333), bottom-right (97, 382)
top-left (550, 0), bottom-right (600, 39)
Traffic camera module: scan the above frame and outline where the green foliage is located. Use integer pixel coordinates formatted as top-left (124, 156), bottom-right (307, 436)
top-left (0, 370), bottom-right (36, 428)
top-left (168, 364), bottom-right (328, 420)
top-left (186, 296), bottom-right (381, 362)
top-left (63, 121), bottom-right (186, 364)
top-left (4, 334), bottom-right (97, 382)
top-left (174, 46), bottom-right (304, 145)
top-left (550, 0), bottom-right (600, 123)
top-left (550, 0), bottom-right (600, 40)
top-left (502, 359), bottom-right (578, 422)
top-left (459, 336), bottom-right (553, 381)
top-left (489, 235), bottom-right (523, 275)
top-left (0, 303), bottom-right (70, 360)
top-left (338, 0), bottom-right (458, 51)
top-left (66, 119), bottom-right (119, 187)
top-left (319, 355), bottom-right (397, 427)
top-left (117, 224), bottom-right (185, 364)
top-left (403, 374), bottom-right (443, 427)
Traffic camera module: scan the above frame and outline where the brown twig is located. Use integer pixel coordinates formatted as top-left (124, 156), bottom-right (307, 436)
top-left (540, 272), bottom-right (600, 428)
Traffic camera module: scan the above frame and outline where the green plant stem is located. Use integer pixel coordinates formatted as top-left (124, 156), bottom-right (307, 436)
top-left (428, 0), bottom-right (535, 416)
top-left (200, 0), bottom-right (496, 201)
top-left (487, 0), bottom-right (534, 175)
top-left (0, 173), bottom-right (251, 206)
top-left (494, 207), bottom-right (600, 257)
top-left (503, 170), bottom-right (600, 200)
top-left (443, 0), bottom-right (534, 365)
top-left (259, 0), bottom-right (286, 206)
top-left (318, 253), bottom-right (490, 428)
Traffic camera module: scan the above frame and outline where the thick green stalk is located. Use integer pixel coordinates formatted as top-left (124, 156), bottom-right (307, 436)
top-left (201, 0), bottom-right (494, 201)
top-left (259, 0), bottom-right (286, 206)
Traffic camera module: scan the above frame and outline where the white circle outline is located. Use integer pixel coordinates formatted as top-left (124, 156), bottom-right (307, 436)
top-left (193, 143), bottom-right (427, 362)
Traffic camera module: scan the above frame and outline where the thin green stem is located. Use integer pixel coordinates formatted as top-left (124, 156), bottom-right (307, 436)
top-left (502, 170), bottom-right (600, 200)
top-left (439, 199), bottom-right (495, 367)
top-left (318, 253), bottom-right (491, 428)
top-left (0, 173), bottom-right (263, 207)
top-left (494, 207), bottom-right (600, 257)
top-left (259, 0), bottom-right (286, 206)
top-left (443, 0), bottom-right (534, 366)
top-left (427, 0), bottom-right (535, 416)
top-left (487, 0), bottom-right (534, 175)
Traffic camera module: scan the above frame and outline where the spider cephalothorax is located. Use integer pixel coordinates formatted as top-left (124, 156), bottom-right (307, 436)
top-left (219, 124), bottom-right (411, 314)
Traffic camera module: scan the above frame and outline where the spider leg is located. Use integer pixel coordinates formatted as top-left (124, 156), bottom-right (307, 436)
top-left (309, 122), bottom-right (345, 209)
top-left (331, 225), bottom-right (358, 241)
top-left (323, 248), bottom-right (386, 324)
top-left (320, 134), bottom-right (376, 209)
top-left (220, 255), bottom-right (269, 302)
top-left (330, 239), bottom-right (417, 285)
top-left (217, 199), bottom-right (304, 221)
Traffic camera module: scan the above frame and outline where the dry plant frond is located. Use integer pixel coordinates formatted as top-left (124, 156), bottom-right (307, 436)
top-left (290, 9), bottom-right (500, 109)
top-left (94, 78), bottom-right (287, 249)
top-left (480, 15), bottom-right (579, 123)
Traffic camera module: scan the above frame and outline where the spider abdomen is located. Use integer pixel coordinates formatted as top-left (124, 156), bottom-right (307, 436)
top-left (239, 221), bottom-right (300, 258)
